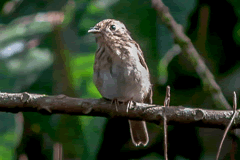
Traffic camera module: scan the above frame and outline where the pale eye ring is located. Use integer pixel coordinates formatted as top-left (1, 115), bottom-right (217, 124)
top-left (110, 25), bottom-right (116, 30)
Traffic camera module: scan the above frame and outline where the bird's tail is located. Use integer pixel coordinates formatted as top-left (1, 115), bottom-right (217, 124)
top-left (129, 120), bottom-right (149, 146)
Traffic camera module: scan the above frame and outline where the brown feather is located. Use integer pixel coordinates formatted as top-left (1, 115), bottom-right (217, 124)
top-left (89, 19), bottom-right (152, 147)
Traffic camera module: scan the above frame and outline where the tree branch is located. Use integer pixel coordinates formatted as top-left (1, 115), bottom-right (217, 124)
top-left (152, 0), bottom-right (231, 109)
top-left (0, 92), bottom-right (239, 129)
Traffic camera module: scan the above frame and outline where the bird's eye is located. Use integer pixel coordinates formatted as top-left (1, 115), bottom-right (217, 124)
top-left (110, 25), bottom-right (116, 30)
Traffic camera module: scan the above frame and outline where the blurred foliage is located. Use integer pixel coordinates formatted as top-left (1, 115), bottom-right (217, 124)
top-left (1, 0), bottom-right (240, 159)
top-left (0, 113), bottom-right (23, 160)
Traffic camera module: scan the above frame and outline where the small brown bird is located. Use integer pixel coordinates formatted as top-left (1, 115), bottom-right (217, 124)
top-left (88, 19), bottom-right (152, 146)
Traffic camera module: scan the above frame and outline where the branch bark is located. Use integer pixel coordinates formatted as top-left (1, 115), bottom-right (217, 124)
top-left (0, 92), bottom-right (239, 129)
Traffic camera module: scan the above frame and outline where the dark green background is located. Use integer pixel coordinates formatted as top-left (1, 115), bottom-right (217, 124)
top-left (1, 0), bottom-right (240, 159)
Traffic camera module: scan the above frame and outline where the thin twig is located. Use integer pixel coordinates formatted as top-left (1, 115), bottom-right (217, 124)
top-left (158, 44), bottom-right (181, 85)
top-left (18, 154), bottom-right (28, 160)
top-left (216, 92), bottom-right (238, 160)
top-left (230, 137), bottom-right (237, 160)
top-left (53, 143), bottom-right (63, 160)
top-left (164, 86), bottom-right (171, 107)
top-left (163, 86), bottom-right (170, 160)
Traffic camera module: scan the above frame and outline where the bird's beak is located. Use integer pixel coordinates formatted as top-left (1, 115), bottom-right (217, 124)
top-left (88, 27), bottom-right (100, 33)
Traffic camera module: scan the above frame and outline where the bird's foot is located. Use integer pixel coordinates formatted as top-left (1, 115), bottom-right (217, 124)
top-left (111, 98), bottom-right (119, 112)
top-left (125, 99), bottom-right (133, 113)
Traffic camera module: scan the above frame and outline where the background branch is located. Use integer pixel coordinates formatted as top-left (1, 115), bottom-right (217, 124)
top-left (152, 0), bottom-right (231, 109)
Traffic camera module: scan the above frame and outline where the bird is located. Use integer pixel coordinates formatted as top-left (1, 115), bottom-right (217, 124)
top-left (88, 19), bottom-right (152, 147)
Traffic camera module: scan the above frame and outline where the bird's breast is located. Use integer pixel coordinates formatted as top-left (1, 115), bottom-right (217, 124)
top-left (93, 52), bottom-right (151, 102)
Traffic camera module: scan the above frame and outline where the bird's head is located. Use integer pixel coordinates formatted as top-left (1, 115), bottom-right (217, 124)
top-left (88, 19), bottom-right (131, 42)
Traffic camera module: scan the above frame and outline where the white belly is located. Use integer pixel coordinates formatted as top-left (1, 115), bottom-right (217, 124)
top-left (93, 60), bottom-right (151, 102)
